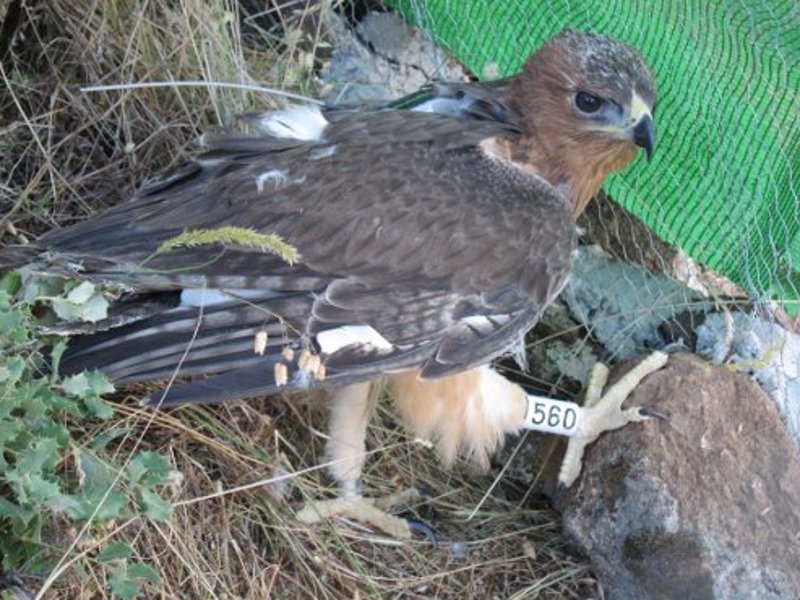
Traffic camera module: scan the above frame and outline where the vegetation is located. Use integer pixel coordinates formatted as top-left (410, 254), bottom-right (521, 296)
top-left (0, 272), bottom-right (174, 598)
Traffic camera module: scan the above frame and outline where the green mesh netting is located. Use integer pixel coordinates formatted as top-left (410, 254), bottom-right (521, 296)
top-left (391, 0), bottom-right (800, 311)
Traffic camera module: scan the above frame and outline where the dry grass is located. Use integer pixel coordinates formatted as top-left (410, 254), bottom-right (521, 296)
top-left (47, 394), bottom-right (596, 599)
top-left (0, 1), bottom-right (598, 597)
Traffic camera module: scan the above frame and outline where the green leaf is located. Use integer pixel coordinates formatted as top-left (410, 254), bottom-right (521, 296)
top-left (4, 469), bottom-right (62, 506)
top-left (137, 487), bottom-right (172, 522)
top-left (62, 371), bottom-right (115, 399)
top-left (28, 418), bottom-right (71, 447)
top-left (0, 304), bottom-right (24, 337)
top-left (65, 281), bottom-right (97, 304)
top-left (108, 561), bottom-right (160, 598)
top-left (0, 356), bottom-right (26, 384)
top-left (24, 475), bottom-right (63, 505)
top-left (21, 275), bottom-right (65, 304)
top-left (82, 395), bottom-right (115, 420)
top-left (52, 291), bottom-right (109, 323)
top-left (127, 452), bottom-right (173, 487)
top-left (0, 496), bottom-right (37, 525)
top-left (18, 390), bottom-right (49, 421)
top-left (96, 541), bottom-right (134, 563)
top-left (127, 562), bottom-right (160, 585)
top-left (50, 339), bottom-right (68, 378)
top-left (0, 271), bottom-right (22, 295)
top-left (109, 563), bottom-right (141, 599)
top-left (61, 372), bottom-right (91, 398)
top-left (1, 537), bottom-right (46, 575)
top-left (0, 419), bottom-right (22, 442)
top-left (66, 448), bottom-right (129, 522)
top-left (17, 437), bottom-right (60, 473)
top-left (91, 427), bottom-right (131, 452)
top-left (62, 371), bottom-right (115, 418)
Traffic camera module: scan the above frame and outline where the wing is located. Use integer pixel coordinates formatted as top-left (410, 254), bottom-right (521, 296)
top-left (384, 78), bottom-right (522, 127)
top-left (19, 103), bottom-right (575, 406)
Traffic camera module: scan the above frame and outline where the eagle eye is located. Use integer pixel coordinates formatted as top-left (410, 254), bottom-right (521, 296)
top-left (575, 91), bottom-right (604, 114)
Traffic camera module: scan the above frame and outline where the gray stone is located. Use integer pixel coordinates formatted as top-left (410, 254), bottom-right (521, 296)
top-left (562, 245), bottom-right (710, 360)
top-left (322, 11), bottom-right (467, 108)
top-left (557, 353), bottom-right (800, 600)
top-left (696, 310), bottom-right (800, 449)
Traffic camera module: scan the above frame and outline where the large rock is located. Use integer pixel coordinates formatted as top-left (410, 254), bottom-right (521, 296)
top-left (696, 311), bottom-right (800, 450)
top-left (557, 353), bottom-right (800, 600)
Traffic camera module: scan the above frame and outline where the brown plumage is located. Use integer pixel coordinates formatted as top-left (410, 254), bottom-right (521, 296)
top-left (484, 30), bottom-right (656, 215)
top-left (2, 30), bottom-right (656, 522)
top-left (385, 30), bottom-right (657, 470)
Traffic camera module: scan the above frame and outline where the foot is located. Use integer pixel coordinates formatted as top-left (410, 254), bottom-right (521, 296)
top-left (297, 487), bottom-right (429, 540)
top-left (557, 350), bottom-right (668, 488)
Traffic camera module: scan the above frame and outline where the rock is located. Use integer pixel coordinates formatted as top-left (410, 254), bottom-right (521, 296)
top-left (322, 11), bottom-right (467, 107)
top-left (578, 193), bottom-right (748, 300)
top-left (515, 300), bottom-right (597, 394)
top-left (562, 245), bottom-right (711, 360)
top-left (556, 244), bottom-right (800, 449)
top-left (696, 310), bottom-right (800, 450)
top-left (557, 353), bottom-right (800, 600)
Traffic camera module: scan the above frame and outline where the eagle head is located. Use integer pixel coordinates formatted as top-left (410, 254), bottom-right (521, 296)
top-left (509, 29), bottom-right (657, 214)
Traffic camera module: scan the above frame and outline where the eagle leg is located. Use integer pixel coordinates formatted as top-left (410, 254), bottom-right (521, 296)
top-left (296, 488), bottom-right (422, 540)
top-left (558, 350), bottom-right (669, 487)
top-left (521, 351), bottom-right (668, 488)
top-left (296, 382), bottom-right (428, 539)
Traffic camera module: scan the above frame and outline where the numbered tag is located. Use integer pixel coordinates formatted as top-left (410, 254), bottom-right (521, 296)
top-left (523, 396), bottom-right (583, 436)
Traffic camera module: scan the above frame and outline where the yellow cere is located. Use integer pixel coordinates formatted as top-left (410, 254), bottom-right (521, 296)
top-left (629, 91), bottom-right (651, 124)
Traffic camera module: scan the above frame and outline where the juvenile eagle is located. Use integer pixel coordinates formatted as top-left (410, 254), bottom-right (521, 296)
top-left (3, 30), bottom-right (663, 537)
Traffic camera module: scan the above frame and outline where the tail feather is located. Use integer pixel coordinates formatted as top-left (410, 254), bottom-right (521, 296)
top-left (0, 245), bottom-right (38, 269)
top-left (143, 359), bottom-right (370, 407)
top-left (60, 293), bottom-right (313, 388)
top-left (94, 333), bottom-right (280, 382)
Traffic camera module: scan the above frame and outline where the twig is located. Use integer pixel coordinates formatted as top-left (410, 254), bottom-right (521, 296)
top-left (80, 80), bottom-right (323, 105)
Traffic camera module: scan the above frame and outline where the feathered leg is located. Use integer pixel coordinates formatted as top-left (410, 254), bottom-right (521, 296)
top-left (296, 381), bottom-right (421, 539)
top-left (392, 353), bottom-right (668, 490)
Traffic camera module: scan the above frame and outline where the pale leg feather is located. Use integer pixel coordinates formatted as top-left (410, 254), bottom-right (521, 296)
top-left (297, 381), bottom-right (420, 539)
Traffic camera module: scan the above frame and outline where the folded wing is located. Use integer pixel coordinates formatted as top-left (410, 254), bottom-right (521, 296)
top-left (13, 100), bottom-right (576, 405)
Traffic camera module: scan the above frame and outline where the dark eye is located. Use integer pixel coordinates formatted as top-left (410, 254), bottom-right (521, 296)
top-left (575, 91), bottom-right (604, 113)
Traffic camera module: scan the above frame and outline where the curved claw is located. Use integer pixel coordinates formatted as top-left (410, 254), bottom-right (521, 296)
top-left (660, 341), bottom-right (691, 355)
top-left (406, 518), bottom-right (438, 544)
top-left (638, 406), bottom-right (668, 420)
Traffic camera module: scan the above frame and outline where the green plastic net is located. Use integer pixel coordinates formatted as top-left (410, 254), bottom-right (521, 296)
top-left (390, 0), bottom-right (800, 312)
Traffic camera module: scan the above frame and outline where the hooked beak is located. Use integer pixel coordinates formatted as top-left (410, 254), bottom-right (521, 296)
top-left (632, 115), bottom-right (655, 161)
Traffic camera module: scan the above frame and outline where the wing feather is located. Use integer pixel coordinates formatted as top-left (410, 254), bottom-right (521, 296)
top-left (12, 97), bottom-right (576, 404)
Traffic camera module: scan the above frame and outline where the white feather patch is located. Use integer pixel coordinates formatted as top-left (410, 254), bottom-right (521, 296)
top-left (316, 325), bottom-right (393, 355)
top-left (258, 105), bottom-right (328, 141)
top-left (179, 288), bottom-right (281, 307)
top-left (460, 314), bottom-right (511, 330)
top-left (411, 96), bottom-right (474, 117)
top-left (309, 145), bottom-right (336, 160)
top-left (629, 90), bottom-right (651, 125)
top-left (460, 315), bottom-right (492, 329)
top-left (255, 169), bottom-right (288, 192)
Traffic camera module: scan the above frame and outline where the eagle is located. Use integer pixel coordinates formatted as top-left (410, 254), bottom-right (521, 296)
top-left (2, 30), bottom-right (663, 538)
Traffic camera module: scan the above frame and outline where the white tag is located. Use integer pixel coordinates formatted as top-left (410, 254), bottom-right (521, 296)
top-left (523, 396), bottom-right (583, 436)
